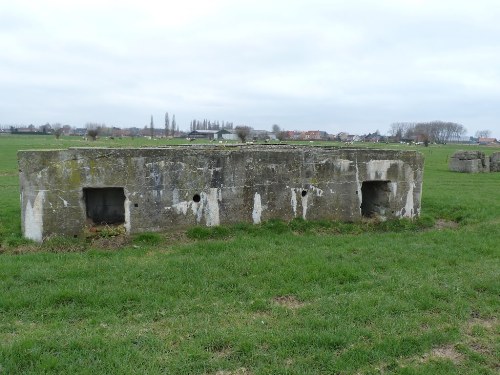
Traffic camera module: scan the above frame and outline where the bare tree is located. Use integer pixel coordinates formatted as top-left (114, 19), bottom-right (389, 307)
top-left (390, 121), bottom-right (465, 143)
top-left (165, 112), bottom-right (170, 137)
top-left (150, 115), bottom-right (154, 138)
top-left (98, 124), bottom-right (111, 137)
top-left (475, 130), bottom-right (491, 138)
top-left (86, 122), bottom-right (103, 141)
top-left (172, 115), bottom-right (176, 136)
top-left (451, 122), bottom-right (467, 142)
top-left (424, 121), bottom-right (466, 143)
top-left (52, 123), bottom-right (63, 139)
top-left (389, 122), bottom-right (415, 141)
top-left (277, 131), bottom-right (288, 141)
top-left (272, 124), bottom-right (281, 133)
top-left (235, 126), bottom-right (251, 143)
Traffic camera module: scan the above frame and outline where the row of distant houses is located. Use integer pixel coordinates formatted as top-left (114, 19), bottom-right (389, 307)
top-left (187, 129), bottom-right (280, 141)
top-left (186, 129), bottom-right (373, 142)
top-left (3, 125), bottom-right (498, 145)
top-left (185, 129), bottom-right (355, 142)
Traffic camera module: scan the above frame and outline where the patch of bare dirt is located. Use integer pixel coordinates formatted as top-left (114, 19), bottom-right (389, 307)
top-left (4, 244), bottom-right (41, 254)
top-left (422, 345), bottom-right (463, 364)
top-left (163, 229), bottom-right (190, 243)
top-left (465, 316), bottom-right (498, 358)
top-left (434, 219), bottom-right (459, 230)
top-left (380, 344), bottom-right (463, 372)
top-left (211, 346), bottom-right (233, 359)
top-left (90, 235), bottom-right (131, 249)
top-left (469, 342), bottom-right (493, 355)
top-left (272, 295), bottom-right (305, 309)
top-left (467, 316), bottom-right (498, 330)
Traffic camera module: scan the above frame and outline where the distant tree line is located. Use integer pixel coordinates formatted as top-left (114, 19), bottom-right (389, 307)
top-left (389, 121), bottom-right (467, 144)
top-left (189, 119), bottom-right (234, 131)
top-left (475, 130), bottom-right (491, 138)
top-left (7, 122), bottom-right (68, 139)
top-left (164, 112), bottom-right (178, 137)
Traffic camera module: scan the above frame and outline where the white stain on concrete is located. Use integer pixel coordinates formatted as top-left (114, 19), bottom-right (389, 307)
top-left (289, 187), bottom-right (315, 219)
top-left (290, 188), bottom-right (297, 216)
top-left (169, 190), bottom-right (192, 215)
top-left (335, 159), bottom-right (352, 172)
top-left (124, 195), bottom-right (131, 233)
top-left (390, 182), bottom-right (398, 199)
top-left (195, 200), bottom-right (204, 222)
top-left (401, 183), bottom-right (415, 218)
top-left (301, 190), bottom-right (309, 219)
top-left (366, 160), bottom-right (403, 181)
top-left (310, 185), bottom-right (324, 197)
top-left (173, 201), bottom-right (190, 215)
top-left (24, 191), bottom-right (45, 242)
top-left (202, 188), bottom-right (221, 226)
top-left (252, 192), bottom-right (262, 224)
top-left (170, 189), bottom-right (221, 226)
top-left (57, 195), bottom-right (69, 207)
top-left (171, 189), bottom-right (189, 215)
top-left (401, 168), bottom-right (415, 218)
top-left (191, 200), bottom-right (199, 216)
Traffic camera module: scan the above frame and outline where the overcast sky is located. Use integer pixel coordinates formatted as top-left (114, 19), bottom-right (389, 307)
top-left (1, 0), bottom-right (499, 136)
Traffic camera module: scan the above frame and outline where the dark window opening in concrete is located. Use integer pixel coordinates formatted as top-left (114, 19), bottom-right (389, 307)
top-left (361, 181), bottom-right (391, 218)
top-left (301, 190), bottom-right (307, 197)
top-left (193, 194), bottom-right (201, 203)
top-left (84, 187), bottom-right (125, 225)
top-left (134, 203), bottom-right (139, 207)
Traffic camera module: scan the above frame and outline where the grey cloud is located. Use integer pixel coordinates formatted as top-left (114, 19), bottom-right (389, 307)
top-left (1, 1), bottom-right (499, 137)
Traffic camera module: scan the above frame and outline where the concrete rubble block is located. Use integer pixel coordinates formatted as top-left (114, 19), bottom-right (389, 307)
top-left (18, 145), bottom-right (424, 242)
top-left (490, 152), bottom-right (500, 172)
top-left (449, 150), bottom-right (490, 173)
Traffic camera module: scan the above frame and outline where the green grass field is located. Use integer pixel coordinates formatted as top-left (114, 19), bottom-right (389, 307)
top-left (0, 134), bottom-right (498, 374)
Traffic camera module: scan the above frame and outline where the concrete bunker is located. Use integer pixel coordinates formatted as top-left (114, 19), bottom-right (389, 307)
top-left (84, 187), bottom-right (125, 225)
top-left (360, 180), bottom-right (391, 218)
top-left (18, 145), bottom-right (424, 241)
top-left (448, 150), bottom-right (500, 173)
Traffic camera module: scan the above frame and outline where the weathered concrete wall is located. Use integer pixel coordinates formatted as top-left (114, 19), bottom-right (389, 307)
top-left (490, 152), bottom-right (500, 172)
top-left (449, 150), bottom-right (491, 173)
top-left (18, 145), bottom-right (424, 241)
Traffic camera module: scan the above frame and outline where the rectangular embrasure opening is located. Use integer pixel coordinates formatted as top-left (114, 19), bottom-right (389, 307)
top-left (361, 180), bottom-right (390, 218)
top-left (84, 187), bottom-right (125, 225)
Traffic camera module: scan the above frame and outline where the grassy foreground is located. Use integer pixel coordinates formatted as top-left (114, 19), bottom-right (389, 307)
top-left (0, 135), bottom-right (499, 374)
